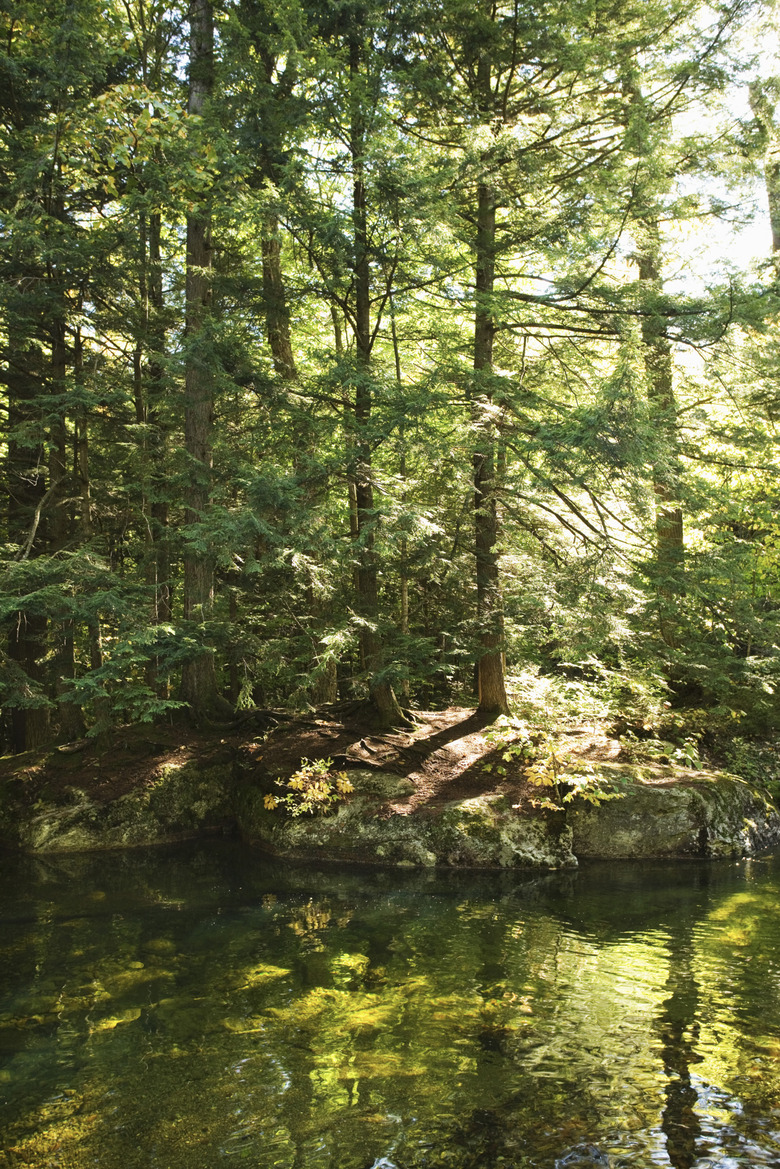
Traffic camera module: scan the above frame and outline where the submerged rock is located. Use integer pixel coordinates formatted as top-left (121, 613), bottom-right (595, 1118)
top-left (555, 1145), bottom-right (611, 1168)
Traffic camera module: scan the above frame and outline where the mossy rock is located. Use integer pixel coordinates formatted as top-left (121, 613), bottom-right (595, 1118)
top-left (4, 745), bottom-right (780, 867)
top-left (428, 794), bottom-right (576, 869)
top-left (14, 762), bottom-right (235, 853)
top-left (239, 781), bottom-right (576, 870)
top-left (342, 768), bottom-right (415, 798)
top-left (567, 763), bottom-right (780, 859)
top-left (238, 783), bottom-right (437, 867)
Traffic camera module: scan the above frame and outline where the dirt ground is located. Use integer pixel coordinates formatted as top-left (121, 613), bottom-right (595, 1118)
top-left (0, 703), bottom-right (626, 814)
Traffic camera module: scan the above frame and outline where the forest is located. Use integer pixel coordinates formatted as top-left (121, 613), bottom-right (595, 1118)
top-left (3, 0), bottom-right (780, 770)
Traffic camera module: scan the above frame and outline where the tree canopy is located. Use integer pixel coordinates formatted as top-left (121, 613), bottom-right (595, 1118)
top-left (2, 0), bottom-right (779, 750)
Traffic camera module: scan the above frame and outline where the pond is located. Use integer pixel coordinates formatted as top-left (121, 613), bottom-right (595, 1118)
top-left (1, 842), bottom-right (779, 1168)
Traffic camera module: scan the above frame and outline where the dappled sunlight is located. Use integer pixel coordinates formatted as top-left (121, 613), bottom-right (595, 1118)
top-left (3, 846), bottom-right (780, 1166)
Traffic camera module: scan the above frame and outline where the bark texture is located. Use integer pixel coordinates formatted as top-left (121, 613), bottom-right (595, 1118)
top-left (472, 130), bottom-right (509, 716)
top-left (348, 30), bottom-right (407, 728)
top-left (180, 0), bottom-right (224, 720)
top-left (750, 83), bottom-right (780, 258)
top-left (639, 241), bottom-right (684, 648)
top-left (6, 327), bottom-right (50, 750)
top-left (262, 221), bottom-right (297, 379)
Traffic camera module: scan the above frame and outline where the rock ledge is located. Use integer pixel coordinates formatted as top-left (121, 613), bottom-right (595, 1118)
top-left (2, 755), bottom-right (777, 868)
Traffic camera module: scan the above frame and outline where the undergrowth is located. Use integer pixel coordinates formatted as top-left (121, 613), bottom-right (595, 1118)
top-left (264, 758), bottom-right (354, 816)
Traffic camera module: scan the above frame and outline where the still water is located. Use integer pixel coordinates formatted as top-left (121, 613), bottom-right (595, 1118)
top-left (1, 843), bottom-right (780, 1169)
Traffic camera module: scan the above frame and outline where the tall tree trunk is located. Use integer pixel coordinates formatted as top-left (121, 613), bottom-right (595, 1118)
top-left (750, 83), bottom-right (780, 259)
top-left (260, 167), bottom-right (336, 705)
top-left (623, 72), bottom-right (683, 649)
top-left (391, 303), bottom-right (411, 700)
top-left (73, 322), bottom-right (110, 726)
top-left (472, 120), bottom-right (510, 715)
top-left (638, 232), bottom-right (684, 648)
top-left (73, 324), bottom-right (92, 539)
top-left (48, 308), bottom-right (68, 553)
top-left (49, 286), bottom-right (85, 741)
top-left (148, 209), bottom-right (172, 633)
top-left (137, 209), bottom-right (172, 697)
top-left (349, 31), bottom-right (407, 728)
top-left (262, 216), bottom-right (297, 379)
top-left (6, 327), bottom-right (50, 751)
top-left (180, 0), bottom-right (225, 720)
top-left (263, 196), bottom-right (339, 702)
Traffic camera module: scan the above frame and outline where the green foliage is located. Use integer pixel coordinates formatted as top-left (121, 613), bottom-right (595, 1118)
top-left (618, 732), bottom-right (703, 769)
top-left (525, 746), bottom-right (626, 812)
top-left (722, 736), bottom-right (780, 801)
top-left (484, 713), bottom-right (625, 811)
top-left (1, 0), bottom-right (778, 754)
top-left (64, 626), bottom-right (190, 732)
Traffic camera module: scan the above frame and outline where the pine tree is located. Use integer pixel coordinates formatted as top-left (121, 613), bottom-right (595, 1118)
top-left (180, 0), bottom-right (231, 721)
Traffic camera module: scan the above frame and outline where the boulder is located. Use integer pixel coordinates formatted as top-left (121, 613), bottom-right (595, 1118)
top-left (237, 771), bottom-right (577, 870)
top-left (566, 763), bottom-right (780, 859)
top-left (11, 762), bottom-right (234, 853)
top-left (2, 751), bottom-right (778, 868)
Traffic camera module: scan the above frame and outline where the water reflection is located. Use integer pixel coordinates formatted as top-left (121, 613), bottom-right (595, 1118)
top-left (657, 933), bottom-right (702, 1169)
top-left (1, 846), bottom-right (780, 1168)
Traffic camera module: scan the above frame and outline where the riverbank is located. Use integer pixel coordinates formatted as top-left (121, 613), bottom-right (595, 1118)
top-left (1, 705), bottom-right (777, 866)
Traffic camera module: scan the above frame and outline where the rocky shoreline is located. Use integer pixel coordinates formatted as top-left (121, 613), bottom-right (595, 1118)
top-left (2, 748), bottom-right (777, 868)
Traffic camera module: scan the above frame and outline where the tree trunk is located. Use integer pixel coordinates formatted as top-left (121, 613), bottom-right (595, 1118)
top-left (749, 83), bottom-right (780, 259)
top-left (262, 216), bottom-right (297, 378)
top-left (73, 323), bottom-right (111, 727)
top-left (6, 328), bottom-right (50, 751)
top-left (391, 304), bottom-right (411, 700)
top-left (638, 238), bottom-right (684, 648)
top-left (49, 293), bottom-right (85, 741)
top-left (348, 30), bottom-right (407, 728)
top-left (623, 73), bottom-right (683, 649)
top-left (137, 210), bottom-right (172, 697)
top-left (472, 163), bottom-right (510, 716)
top-left (48, 307), bottom-right (69, 553)
top-left (148, 211), bottom-right (172, 635)
top-left (262, 194), bottom-right (337, 704)
top-left (74, 325), bottom-right (92, 538)
top-left (180, 0), bottom-right (225, 720)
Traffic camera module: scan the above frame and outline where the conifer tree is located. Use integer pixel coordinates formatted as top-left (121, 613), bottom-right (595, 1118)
top-left (180, 0), bottom-right (229, 720)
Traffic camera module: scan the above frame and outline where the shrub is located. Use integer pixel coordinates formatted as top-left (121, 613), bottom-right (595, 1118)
top-left (264, 758), bottom-right (354, 816)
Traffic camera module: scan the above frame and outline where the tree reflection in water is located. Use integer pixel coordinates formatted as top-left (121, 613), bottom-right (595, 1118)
top-left (657, 931), bottom-right (703, 1169)
top-left (4, 848), bottom-right (780, 1168)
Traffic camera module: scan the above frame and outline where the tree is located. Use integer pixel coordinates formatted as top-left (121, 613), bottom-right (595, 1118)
top-left (0, 0), bottom-right (119, 747)
top-left (1, 0), bottom-right (777, 753)
top-left (180, 0), bottom-right (230, 720)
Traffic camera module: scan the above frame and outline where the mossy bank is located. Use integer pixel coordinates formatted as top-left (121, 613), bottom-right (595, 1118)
top-left (1, 736), bottom-right (778, 868)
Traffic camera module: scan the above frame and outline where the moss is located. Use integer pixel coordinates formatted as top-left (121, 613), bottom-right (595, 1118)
top-left (239, 784), bottom-right (576, 871)
top-left (343, 768), bottom-right (416, 798)
top-left (430, 795), bottom-right (576, 869)
top-left (16, 761), bottom-right (235, 853)
top-left (4, 746), bottom-right (779, 867)
top-left (568, 764), bottom-right (780, 859)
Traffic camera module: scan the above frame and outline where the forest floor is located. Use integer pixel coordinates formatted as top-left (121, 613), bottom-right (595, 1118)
top-left (0, 702), bottom-right (692, 817)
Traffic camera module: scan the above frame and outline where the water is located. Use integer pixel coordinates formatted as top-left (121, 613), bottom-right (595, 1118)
top-left (1, 844), bottom-right (780, 1169)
